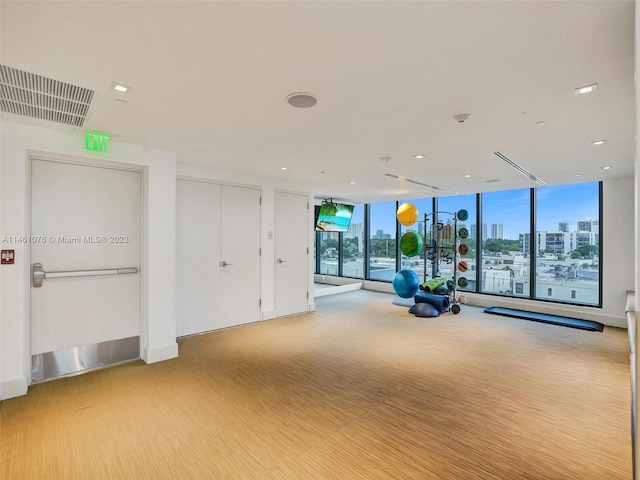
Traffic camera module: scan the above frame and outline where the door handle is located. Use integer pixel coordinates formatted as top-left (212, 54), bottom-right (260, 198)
top-left (277, 258), bottom-right (287, 264)
top-left (221, 261), bottom-right (233, 267)
top-left (32, 263), bottom-right (139, 288)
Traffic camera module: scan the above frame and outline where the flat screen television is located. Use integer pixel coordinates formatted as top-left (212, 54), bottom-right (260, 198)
top-left (315, 202), bottom-right (354, 232)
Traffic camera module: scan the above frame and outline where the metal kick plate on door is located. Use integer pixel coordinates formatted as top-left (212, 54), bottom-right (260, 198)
top-left (31, 335), bottom-right (140, 383)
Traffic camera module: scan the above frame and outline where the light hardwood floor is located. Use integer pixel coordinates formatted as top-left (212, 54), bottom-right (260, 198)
top-left (1, 290), bottom-right (632, 479)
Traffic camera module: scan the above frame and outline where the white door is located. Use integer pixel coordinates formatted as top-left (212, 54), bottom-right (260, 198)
top-left (176, 180), bottom-right (261, 336)
top-left (30, 158), bottom-right (142, 383)
top-left (275, 191), bottom-right (309, 317)
top-left (176, 180), bottom-right (221, 336)
top-left (220, 185), bottom-right (261, 328)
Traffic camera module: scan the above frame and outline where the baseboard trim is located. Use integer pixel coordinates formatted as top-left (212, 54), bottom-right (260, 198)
top-left (143, 342), bottom-right (179, 364)
top-left (314, 282), bottom-right (363, 297)
top-left (0, 376), bottom-right (28, 400)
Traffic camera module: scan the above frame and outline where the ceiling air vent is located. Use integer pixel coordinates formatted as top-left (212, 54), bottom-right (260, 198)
top-left (384, 173), bottom-right (457, 194)
top-left (0, 64), bottom-right (94, 127)
top-left (493, 151), bottom-right (545, 185)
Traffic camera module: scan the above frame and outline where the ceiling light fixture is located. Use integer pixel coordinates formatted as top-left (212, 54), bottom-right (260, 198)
top-left (463, 174), bottom-right (472, 178)
top-left (601, 166), bottom-right (611, 170)
top-left (536, 121), bottom-right (546, 126)
top-left (279, 167), bottom-right (288, 171)
top-left (591, 139), bottom-right (607, 145)
top-left (285, 92), bottom-right (318, 108)
top-left (574, 83), bottom-right (598, 95)
top-left (111, 82), bottom-right (131, 93)
top-left (414, 154), bottom-right (425, 159)
top-left (349, 181), bottom-right (356, 185)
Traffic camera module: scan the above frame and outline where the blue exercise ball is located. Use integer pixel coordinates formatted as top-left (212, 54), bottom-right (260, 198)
top-left (393, 269), bottom-right (420, 298)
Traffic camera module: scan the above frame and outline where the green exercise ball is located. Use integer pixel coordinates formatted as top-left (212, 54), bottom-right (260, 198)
top-left (399, 231), bottom-right (423, 257)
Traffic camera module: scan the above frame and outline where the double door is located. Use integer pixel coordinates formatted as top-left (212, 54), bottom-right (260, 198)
top-left (176, 180), bottom-right (261, 336)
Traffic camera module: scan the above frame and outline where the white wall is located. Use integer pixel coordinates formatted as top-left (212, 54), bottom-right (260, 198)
top-left (0, 120), bottom-right (178, 399)
top-left (0, 123), bottom-right (316, 400)
top-left (176, 163), bottom-right (314, 320)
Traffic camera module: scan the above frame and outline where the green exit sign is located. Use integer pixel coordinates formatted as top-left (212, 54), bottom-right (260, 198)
top-left (85, 131), bottom-right (110, 153)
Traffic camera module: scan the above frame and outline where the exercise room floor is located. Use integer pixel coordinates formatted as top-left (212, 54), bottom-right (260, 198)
top-left (1, 289), bottom-right (632, 479)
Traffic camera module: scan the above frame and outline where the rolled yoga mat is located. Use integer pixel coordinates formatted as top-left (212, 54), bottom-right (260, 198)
top-left (414, 292), bottom-right (451, 313)
top-left (419, 277), bottom-right (446, 292)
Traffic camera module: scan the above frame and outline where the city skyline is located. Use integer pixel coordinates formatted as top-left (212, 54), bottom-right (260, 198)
top-left (356, 182), bottom-right (598, 241)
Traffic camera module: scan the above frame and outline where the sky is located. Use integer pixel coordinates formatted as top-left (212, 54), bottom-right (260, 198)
top-left (358, 182), bottom-right (599, 240)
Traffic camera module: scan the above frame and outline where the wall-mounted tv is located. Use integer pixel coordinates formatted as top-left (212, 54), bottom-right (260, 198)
top-left (315, 202), bottom-right (354, 232)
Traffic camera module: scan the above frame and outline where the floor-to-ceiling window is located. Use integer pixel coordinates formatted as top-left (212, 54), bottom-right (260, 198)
top-left (479, 189), bottom-right (530, 296)
top-left (318, 231), bottom-right (340, 275)
top-left (315, 181), bottom-right (601, 307)
top-left (342, 204), bottom-right (365, 278)
top-left (534, 182), bottom-right (600, 305)
top-left (368, 201), bottom-right (397, 281)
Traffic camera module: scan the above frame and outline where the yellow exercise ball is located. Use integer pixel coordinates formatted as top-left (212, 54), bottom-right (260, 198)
top-left (397, 203), bottom-right (418, 226)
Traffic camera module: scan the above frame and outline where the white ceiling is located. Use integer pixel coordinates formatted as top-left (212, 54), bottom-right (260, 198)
top-left (1, 1), bottom-right (635, 204)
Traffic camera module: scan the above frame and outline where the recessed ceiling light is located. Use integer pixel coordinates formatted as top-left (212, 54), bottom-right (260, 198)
top-left (601, 166), bottom-right (611, 170)
top-left (486, 179), bottom-right (500, 183)
top-left (591, 139), bottom-right (607, 145)
top-left (349, 181), bottom-right (356, 185)
top-left (463, 174), bottom-right (472, 178)
top-left (286, 92), bottom-right (318, 108)
top-left (536, 121), bottom-right (546, 126)
top-left (414, 154), bottom-right (425, 159)
top-left (279, 167), bottom-right (288, 171)
top-left (574, 83), bottom-right (598, 95)
top-left (111, 82), bottom-right (131, 93)
top-left (575, 174), bottom-right (581, 177)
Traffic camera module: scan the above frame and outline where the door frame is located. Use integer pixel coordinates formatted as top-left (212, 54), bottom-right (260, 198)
top-left (26, 151), bottom-right (146, 384)
top-left (274, 189), bottom-right (313, 316)
top-left (176, 175), bottom-right (263, 334)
